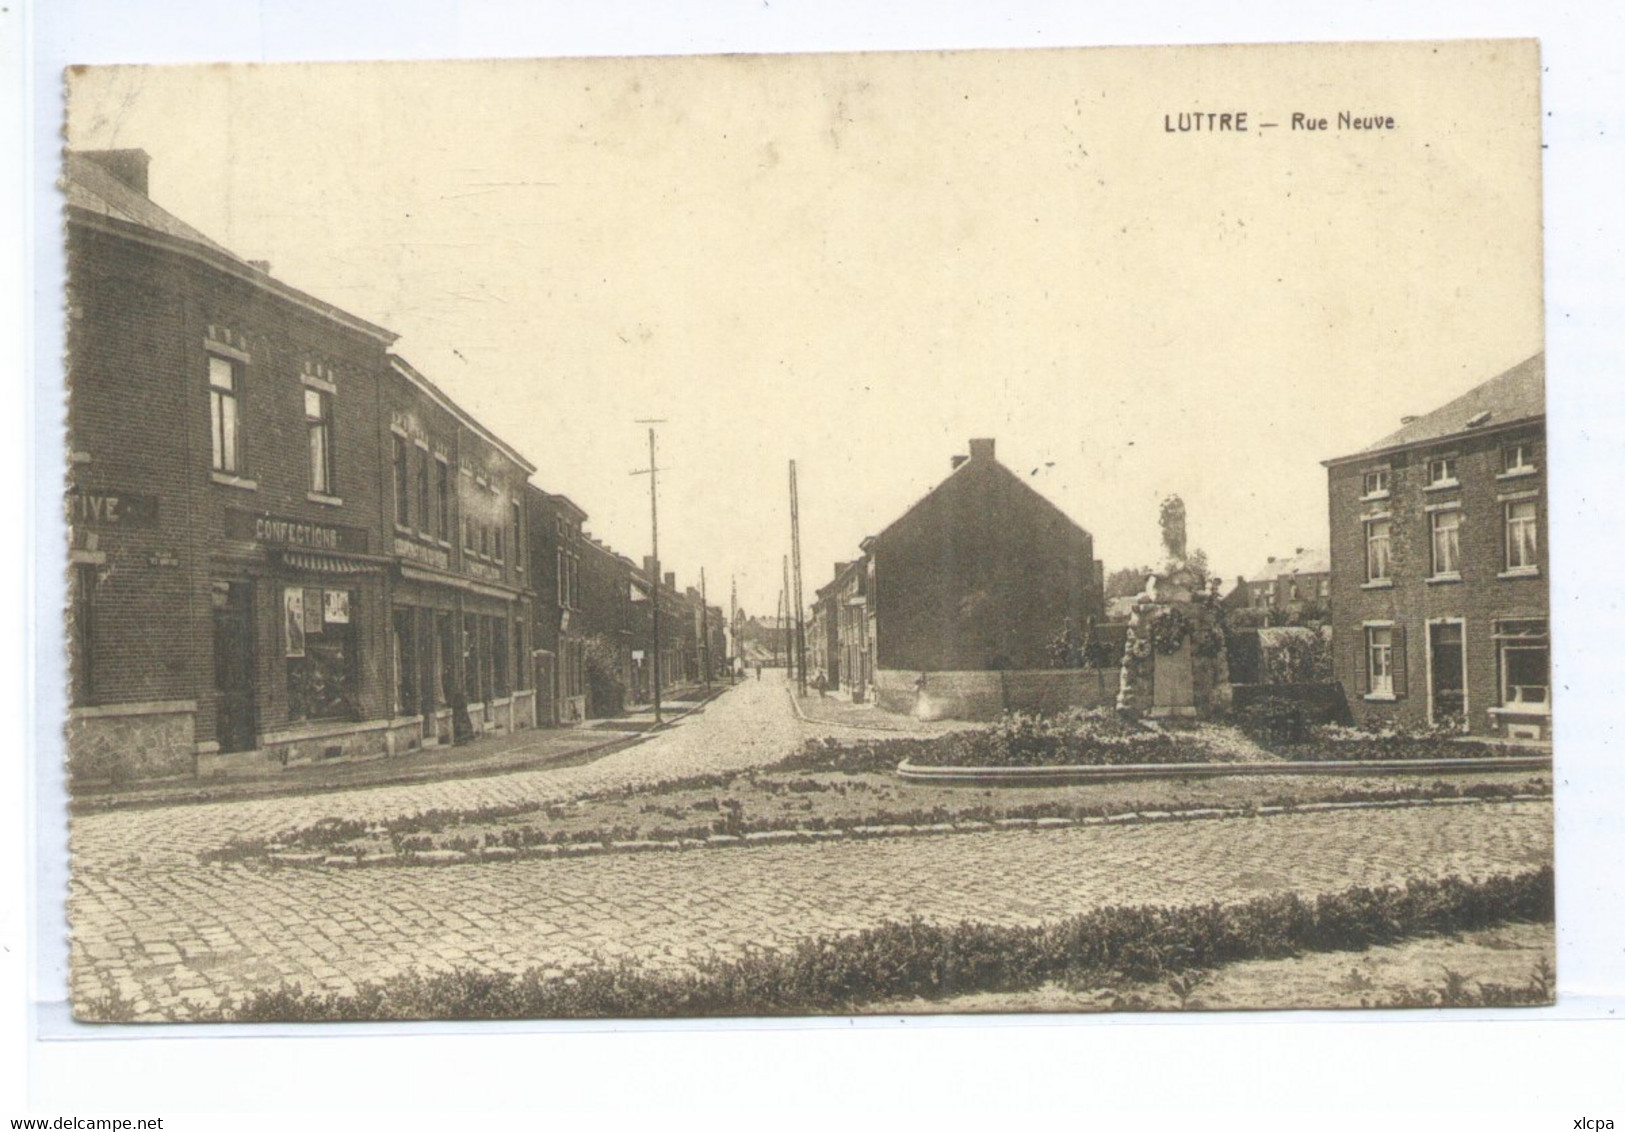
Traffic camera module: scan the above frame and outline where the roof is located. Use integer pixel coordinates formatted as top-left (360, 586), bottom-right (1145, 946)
top-left (390, 356), bottom-right (536, 475)
top-left (64, 150), bottom-right (397, 346)
top-left (1245, 548), bottom-right (1330, 583)
top-left (64, 150), bottom-right (239, 259)
top-left (869, 440), bottom-right (1093, 552)
top-left (1330, 352), bottom-right (1544, 463)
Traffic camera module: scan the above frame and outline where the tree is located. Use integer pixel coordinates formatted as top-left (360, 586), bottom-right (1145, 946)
top-left (1106, 566), bottom-right (1153, 599)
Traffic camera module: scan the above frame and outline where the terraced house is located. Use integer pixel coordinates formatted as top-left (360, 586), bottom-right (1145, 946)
top-left (1324, 353), bottom-right (1549, 742)
top-left (65, 147), bottom-right (541, 785)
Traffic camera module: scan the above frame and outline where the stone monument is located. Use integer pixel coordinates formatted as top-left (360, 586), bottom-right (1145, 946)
top-left (1117, 495), bottom-right (1231, 719)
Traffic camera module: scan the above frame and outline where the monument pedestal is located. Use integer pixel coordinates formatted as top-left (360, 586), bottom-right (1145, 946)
top-left (1150, 639), bottom-right (1197, 719)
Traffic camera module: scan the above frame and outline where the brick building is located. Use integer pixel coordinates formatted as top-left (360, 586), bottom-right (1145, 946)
top-left (526, 487), bottom-right (590, 724)
top-left (1324, 353), bottom-right (1548, 742)
top-left (814, 439), bottom-right (1104, 713)
top-left (1229, 548), bottom-right (1331, 617)
top-left (384, 357), bottom-right (536, 748)
top-left (67, 149), bottom-right (405, 782)
top-left (576, 535), bottom-right (637, 715)
top-left (65, 148), bottom-right (544, 784)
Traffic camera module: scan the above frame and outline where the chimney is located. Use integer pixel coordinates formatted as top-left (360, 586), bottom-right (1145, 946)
top-left (643, 555), bottom-right (657, 580)
top-left (950, 455), bottom-right (969, 470)
top-left (247, 260), bottom-right (272, 275)
top-left (1267, 556), bottom-right (1276, 564)
top-left (967, 438), bottom-right (996, 463)
top-left (1296, 547), bottom-right (1305, 556)
top-left (1400, 414), bottom-right (1419, 425)
top-left (664, 571), bottom-right (676, 590)
top-left (83, 149), bottom-right (151, 197)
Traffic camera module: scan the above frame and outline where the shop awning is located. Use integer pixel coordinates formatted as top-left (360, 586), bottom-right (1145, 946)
top-left (279, 550), bottom-right (388, 575)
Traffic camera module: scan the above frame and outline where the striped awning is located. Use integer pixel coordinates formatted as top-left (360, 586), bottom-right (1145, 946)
top-left (280, 550), bottom-right (386, 575)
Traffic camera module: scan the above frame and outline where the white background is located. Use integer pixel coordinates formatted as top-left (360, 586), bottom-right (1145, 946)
top-left (6, 1), bottom-right (1624, 1128)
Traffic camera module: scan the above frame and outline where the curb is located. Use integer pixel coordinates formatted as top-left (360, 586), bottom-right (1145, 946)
top-left (787, 684), bottom-right (937, 734)
top-left (73, 684), bottom-right (733, 814)
top-left (895, 754), bottom-right (1552, 785)
top-left (247, 790), bottom-right (1552, 871)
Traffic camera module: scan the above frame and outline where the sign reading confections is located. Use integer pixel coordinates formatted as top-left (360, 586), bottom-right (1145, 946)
top-left (226, 507), bottom-right (368, 553)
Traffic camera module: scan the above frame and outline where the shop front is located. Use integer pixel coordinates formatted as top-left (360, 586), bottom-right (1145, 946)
top-left (198, 508), bottom-right (405, 777)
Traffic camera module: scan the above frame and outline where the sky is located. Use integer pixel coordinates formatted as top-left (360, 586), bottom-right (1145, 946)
top-left (64, 41), bottom-right (1543, 617)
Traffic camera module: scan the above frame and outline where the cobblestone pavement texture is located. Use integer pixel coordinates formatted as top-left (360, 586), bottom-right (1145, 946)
top-left (67, 673), bottom-right (1554, 1019)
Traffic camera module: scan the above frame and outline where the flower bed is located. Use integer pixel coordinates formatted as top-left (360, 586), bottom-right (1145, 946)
top-left (904, 710), bottom-right (1224, 769)
top-left (154, 867), bottom-right (1552, 1022)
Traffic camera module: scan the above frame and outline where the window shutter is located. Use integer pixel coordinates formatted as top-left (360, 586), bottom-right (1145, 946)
top-left (1391, 624), bottom-right (1408, 698)
top-left (1353, 631), bottom-right (1368, 694)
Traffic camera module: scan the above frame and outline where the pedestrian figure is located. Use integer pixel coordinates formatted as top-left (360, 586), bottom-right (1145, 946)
top-left (814, 671), bottom-right (828, 698)
top-left (755, 664), bottom-right (762, 681)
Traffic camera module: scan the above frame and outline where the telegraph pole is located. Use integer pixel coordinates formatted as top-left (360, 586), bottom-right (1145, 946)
top-left (789, 460), bottom-right (808, 697)
top-left (782, 555), bottom-right (793, 680)
top-left (632, 422), bottom-right (666, 725)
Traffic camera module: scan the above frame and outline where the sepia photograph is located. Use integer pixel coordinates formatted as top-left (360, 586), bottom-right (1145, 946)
top-left (58, 39), bottom-right (1554, 1026)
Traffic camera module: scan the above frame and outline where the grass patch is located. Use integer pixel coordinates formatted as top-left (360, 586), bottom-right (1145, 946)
top-left (177, 867), bottom-right (1552, 1021)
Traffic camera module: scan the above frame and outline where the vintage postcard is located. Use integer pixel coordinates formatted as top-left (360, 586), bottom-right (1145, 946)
top-left (60, 40), bottom-right (1549, 1023)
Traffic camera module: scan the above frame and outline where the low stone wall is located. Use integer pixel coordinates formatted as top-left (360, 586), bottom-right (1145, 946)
top-left (201, 716), bottom-right (409, 778)
top-left (873, 668), bottom-right (1118, 721)
top-left (68, 701), bottom-right (197, 785)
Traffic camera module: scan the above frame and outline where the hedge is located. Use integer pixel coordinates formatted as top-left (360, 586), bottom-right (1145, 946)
top-left (190, 867), bottom-right (1553, 1022)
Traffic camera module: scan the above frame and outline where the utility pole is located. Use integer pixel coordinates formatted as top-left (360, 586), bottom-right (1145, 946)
top-left (632, 422), bottom-right (666, 726)
top-left (700, 567), bottom-right (712, 692)
top-left (782, 555), bottom-right (793, 680)
top-left (729, 575), bottom-right (739, 682)
top-left (771, 588), bottom-right (782, 668)
top-left (789, 460), bottom-right (808, 697)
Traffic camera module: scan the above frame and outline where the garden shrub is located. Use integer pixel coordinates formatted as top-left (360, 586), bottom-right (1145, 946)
top-left (201, 867), bottom-right (1553, 1021)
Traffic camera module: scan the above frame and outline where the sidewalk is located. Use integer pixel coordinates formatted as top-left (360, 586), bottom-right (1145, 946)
top-left (70, 682), bottom-right (732, 812)
top-left (790, 686), bottom-right (974, 735)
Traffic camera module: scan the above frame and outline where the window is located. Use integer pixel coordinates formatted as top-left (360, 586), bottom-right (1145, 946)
top-left (479, 524), bottom-right (489, 559)
top-left (557, 548), bottom-right (567, 607)
top-left (1365, 519), bottom-right (1392, 582)
top-left (1361, 469), bottom-right (1390, 497)
top-left (436, 460), bottom-right (451, 541)
top-left (1318, 577), bottom-right (1330, 598)
top-left (511, 502), bottom-right (522, 568)
top-left (1427, 455), bottom-right (1457, 487)
top-left (1430, 509), bottom-right (1461, 577)
top-left (464, 517), bottom-right (474, 552)
top-left (208, 355), bottom-right (241, 473)
top-left (1496, 619), bottom-right (1549, 711)
top-left (1503, 442), bottom-right (1536, 475)
top-left (495, 526), bottom-right (505, 563)
top-left (392, 608), bottom-right (417, 716)
top-left (417, 451), bottom-right (431, 535)
top-left (463, 614), bottom-right (482, 702)
top-left (287, 586), bottom-right (360, 723)
top-left (493, 618), bottom-right (509, 698)
top-left (1367, 627), bottom-right (1394, 697)
top-left (305, 388), bottom-right (334, 494)
top-left (1506, 500), bottom-right (1539, 571)
top-left (392, 435), bottom-right (410, 527)
top-left (1289, 580), bottom-right (1301, 602)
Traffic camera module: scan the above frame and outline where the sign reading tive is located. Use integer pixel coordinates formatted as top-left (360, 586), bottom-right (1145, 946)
top-left (66, 489), bottom-right (158, 527)
top-left (227, 508), bottom-right (368, 553)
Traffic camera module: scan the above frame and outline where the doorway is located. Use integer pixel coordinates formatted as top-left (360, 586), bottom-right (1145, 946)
top-left (1429, 621), bottom-right (1466, 724)
top-left (212, 580), bottom-right (256, 753)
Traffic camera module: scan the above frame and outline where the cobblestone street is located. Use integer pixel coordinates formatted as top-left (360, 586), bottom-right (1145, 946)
top-left (67, 674), bottom-right (1554, 1020)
